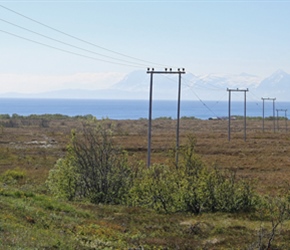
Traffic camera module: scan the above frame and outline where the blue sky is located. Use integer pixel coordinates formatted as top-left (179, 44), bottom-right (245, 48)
top-left (0, 0), bottom-right (290, 94)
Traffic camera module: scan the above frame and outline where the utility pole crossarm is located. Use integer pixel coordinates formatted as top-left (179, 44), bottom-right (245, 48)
top-left (227, 88), bottom-right (249, 92)
top-left (262, 97), bottom-right (276, 101)
top-left (147, 68), bottom-right (185, 74)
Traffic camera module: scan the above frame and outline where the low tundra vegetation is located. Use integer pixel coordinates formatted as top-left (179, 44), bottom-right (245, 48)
top-left (47, 123), bottom-right (257, 215)
top-left (2, 118), bottom-right (290, 249)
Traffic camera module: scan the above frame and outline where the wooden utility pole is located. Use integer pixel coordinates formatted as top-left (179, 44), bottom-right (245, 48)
top-left (276, 108), bottom-right (287, 132)
top-left (227, 88), bottom-right (248, 141)
top-left (261, 97), bottom-right (276, 132)
top-left (147, 68), bottom-right (185, 167)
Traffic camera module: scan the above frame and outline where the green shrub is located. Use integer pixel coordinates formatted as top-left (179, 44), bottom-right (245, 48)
top-left (0, 114), bottom-right (10, 119)
top-left (128, 135), bottom-right (257, 214)
top-left (47, 122), bottom-right (132, 204)
top-left (1, 167), bottom-right (26, 184)
top-left (128, 163), bottom-right (182, 213)
top-left (46, 157), bottom-right (79, 201)
top-left (199, 167), bottom-right (257, 213)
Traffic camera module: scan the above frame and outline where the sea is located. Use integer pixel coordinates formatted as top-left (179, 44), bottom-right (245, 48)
top-left (0, 98), bottom-right (289, 120)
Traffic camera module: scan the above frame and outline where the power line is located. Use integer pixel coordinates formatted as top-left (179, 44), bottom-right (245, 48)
top-left (248, 91), bottom-right (263, 112)
top-left (0, 18), bottom-right (149, 67)
top-left (0, 4), bottom-right (169, 68)
top-left (158, 72), bottom-right (224, 118)
top-left (0, 29), bottom-right (144, 67)
top-left (181, 79), bottom-right (219, 118)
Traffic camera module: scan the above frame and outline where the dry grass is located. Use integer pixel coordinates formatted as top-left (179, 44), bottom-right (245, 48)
top-left (1, 117), bottom-right (289, 195)
top-left (111, 118), bottom-right (290, 195)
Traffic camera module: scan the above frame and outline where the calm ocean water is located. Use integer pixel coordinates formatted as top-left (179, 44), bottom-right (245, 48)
top-left (0, 98), bottom-right (289, 120)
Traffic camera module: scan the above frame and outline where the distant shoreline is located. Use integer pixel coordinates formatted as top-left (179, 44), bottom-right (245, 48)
top-left (0, 99), bottom-right (288, 120)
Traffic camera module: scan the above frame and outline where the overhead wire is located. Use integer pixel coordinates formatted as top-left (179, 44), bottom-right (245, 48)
top-left (155, 73), bottom-right (221, 117)
top-left (184, 69), bottom-right (282, 119)
top-left (0, 29), bottom-right (145, 67)
top-left (0, 4), bottom-right (170, 68)
top-left (181, 76), bottom-right (221, 117)
top-left (248, 90), bottom-right (263, 113)
top-left (249, 86), bottom-right (289, 117)
top-left (184, 70), bottom-right (228, 109)
top-left (1, 3), bottom-right (277, 115)
top-left (190, 78), bottom-right (225, 92)
top-left (0, 18), bottom-right (149, 67)
top-left (186, 70), bottom-right (227, 91)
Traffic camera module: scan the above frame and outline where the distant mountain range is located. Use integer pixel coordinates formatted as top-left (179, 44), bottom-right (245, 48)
top-left (1, 69), bottom-right (289, 101)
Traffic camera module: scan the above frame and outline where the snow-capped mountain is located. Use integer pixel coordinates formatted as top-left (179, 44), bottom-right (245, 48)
top-left (112, 70), bottom-right (149, 92)
top-left (0, 70), bottom-right (288, 101)
top-left (195, 73), bottom-right (260, 89)
top-left (256, 70), bottom-right (290, 99)
top-left (112, 71), bottom-right (262, 100)
top-left (111, 70), bottom-right (289, 101)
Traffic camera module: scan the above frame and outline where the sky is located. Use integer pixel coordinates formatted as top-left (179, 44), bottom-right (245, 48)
top-left (0, 0), bottom-right (290, 94)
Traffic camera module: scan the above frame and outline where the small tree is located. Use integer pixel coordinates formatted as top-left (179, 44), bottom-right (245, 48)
top-left (47, 122), bottom-right (132, 204)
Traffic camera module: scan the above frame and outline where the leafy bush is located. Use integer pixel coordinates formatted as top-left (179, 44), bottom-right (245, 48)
top-left (46, 157), bottom-right (79, 201)
top-left (0, 167), bottom-right (26, 184)
top-left (47, 126), bottom-right (257, 213)
top-left (128, 136), bottom-right (257, 214)
top-left (0, 114), bottom-right (10, 119)
top-left (47, 122), bottom-right (132, 204)
top-left (128, 163), bottom-right (182, 213)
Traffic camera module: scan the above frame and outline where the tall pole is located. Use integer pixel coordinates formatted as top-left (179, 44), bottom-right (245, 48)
top-left (244, 90), bottom-right (247, 141)
top-left (285, 110), bottom-right (288, 132)
top-left (228, 89), bottom-right (231, 141)
top-left (146, 68), bottom-right (185, 168)
top-left (227, 88), bottom-right (248, 141)
top-left (147, 70), bottom-right (153, 168)
top-left (261, 97), bottom-right (276, 132)
top-left (176, 71), bottom-right (182, 166)
top-left (273, 99), bottom-right (276, 132)
top-left (276, 109), bottom-right (279, 131)
top-left (276, 109), bottom-right (287, 132)
top-left (262, 98), bottom-right (265, 132)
